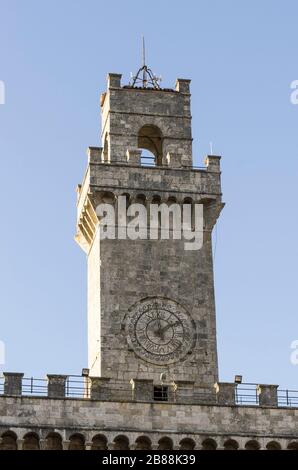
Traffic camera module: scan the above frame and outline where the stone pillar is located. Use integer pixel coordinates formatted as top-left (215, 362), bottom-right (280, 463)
top-left (151, 444), bottom-right (159, 450)
top-left (126, 148), bottom-right (142, 166)
top-left (107, 73), bottom-right (122, 88)
top-left (85, 442), bottom-right (92, 450)
top-left (16, 439), bottom-right (24, 450)
top-left (164, 152), bottom-right (183, 168)
top-left (205, 155), bottom-right (221, 173)
top-left (87, 146), bottom-right (103, 164)
top-left (62, 440), bottom-right (70, 450)
top-left (39, 439), bottom-right (48, 450)
top-left (257, 384), bottom-right (278, 407)
top-left (3, 372), bottom-right (23, 396)
top-left (132, 379), bottom-right (153, 402)
top-left (47, 375), bottom-right (68, 398)
top-left (174, 380), bottom-right (195, 403)
top-left (90, 377), bottom-right (111, 400)
top-left (214, 382), bottom-right (236, 405)
top-left (175, 78), bottom-right (191, 94)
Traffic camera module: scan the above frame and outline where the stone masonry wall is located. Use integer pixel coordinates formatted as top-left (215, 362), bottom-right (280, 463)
top-left (0, 396), bottom-right (297, 450)
top-left (80, 157), bottom-right (223, 385)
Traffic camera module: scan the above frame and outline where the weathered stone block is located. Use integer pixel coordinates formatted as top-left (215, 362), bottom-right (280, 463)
top-left (90, 377), bottom-right (111, 400)
top-left (258, 384), bottom-right (278, 407)
top-left (214, 382), bottom-right (236, 405)
top-left (205, 155), bottom-right (221, 173)
top-left (87, 146), bottom-right (102, 163)
top-left (126, 148), bottom-right (142, 166)
top-left (132, 379), bottom-right (153, 401)
top-left (175, 78), bottom-right (191, 94)
top-left (47, 375), bottom-right (68, 398)
top-left (107, 73), bottom-right (122, 88)
top-left (3, 372), bottom-right (24, 396)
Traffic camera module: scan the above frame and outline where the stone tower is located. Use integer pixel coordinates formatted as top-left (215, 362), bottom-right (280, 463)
top-left (1, 67), bottom-right (297, 453)
top-left (75, 72), bottom-right (224, 391)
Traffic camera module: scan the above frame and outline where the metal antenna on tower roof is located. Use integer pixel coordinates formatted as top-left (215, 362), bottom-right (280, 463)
top-left (142, 35), bottom-right (146, 67)
top-left (142, 35), bottom-right (147, 87)
top-left (129, 36), bottom-right (161, 89)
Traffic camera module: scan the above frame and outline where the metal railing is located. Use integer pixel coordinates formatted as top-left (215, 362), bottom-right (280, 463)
top-left (235, 383), bottom-right (260, 406)
top-left (140, 155), bottom-right (206, 170)
top-left (1, 375), bottom-right (298, 407)
top-left (65, 376), bottom-right (90, 398)
top-left (0, 375), bottom-right (92, 399)
top-left (140, 155), bottom-right (155, 166)
top-left (277, 389), bottom-right (298, 407)
top-left (22, 377), bottom-right (48, 396)
top-left (235, 384), bottom-right (298, 407)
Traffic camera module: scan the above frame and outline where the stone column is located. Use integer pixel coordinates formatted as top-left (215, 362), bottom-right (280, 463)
top-left (47, 375), bottom-right (68, 398)
top-left (258, 384), bottom-right (278, 407)
top-left (3, 372), bottom-right (24, 396)
top-left (16, 439), bottom-right (24, 450)
top-left (214, 382), bottom-right (236, 405)
top-left (39, 439), bottom-right (48, 450)
top-left (164, 152), bottom-right (182, 168)
top-left (85, 441), bottom-right (92, 450)
top-left (175, 78), bottom-right (191, 94)
top-left (62, 440), bottom-right (70, 450)
top-left (205, 155), bottom-right (221, 173)
top-left (151, 443), bottom-right (159, 450)
top-left (90, 377), bottom-right (110, 400)
top-left (107, 73), bottom-right (122, 89)
top-left (132, 379), bottom-right (153, 402)
top-left (126, 148), bottom-right (142, 166)
top-left (87, 146), bottom-right (103, 164)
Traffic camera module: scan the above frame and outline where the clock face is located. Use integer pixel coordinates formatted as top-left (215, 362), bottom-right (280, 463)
top-left (126, 298), bottom-right (195, 365)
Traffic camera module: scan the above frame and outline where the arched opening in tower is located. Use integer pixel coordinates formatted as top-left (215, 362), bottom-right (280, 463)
top-left (138, 124), bottom-right (163, 166)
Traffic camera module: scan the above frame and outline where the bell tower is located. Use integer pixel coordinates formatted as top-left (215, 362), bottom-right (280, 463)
top-left (76, 67), bottom-right (224, 392)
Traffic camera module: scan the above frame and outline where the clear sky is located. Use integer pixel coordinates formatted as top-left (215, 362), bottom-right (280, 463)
top-left (0, 0), bottom-right (297, 388)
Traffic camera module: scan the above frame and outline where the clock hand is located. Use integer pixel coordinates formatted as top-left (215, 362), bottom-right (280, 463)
top-left (154, 305), bottom-right (162, 333)
top-left (157, 313), bottom-right (162, 331)
top-left (153, 309), bottom-right (167, 340)
top-left (160, 320), bottom-right (180, 335)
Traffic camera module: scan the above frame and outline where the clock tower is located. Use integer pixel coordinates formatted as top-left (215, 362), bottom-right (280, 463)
top-left (76, 67), bottom-right (224, 392)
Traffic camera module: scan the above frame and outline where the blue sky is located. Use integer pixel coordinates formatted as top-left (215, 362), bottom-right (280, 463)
top-left (0, 0), bottom-right (297, 388)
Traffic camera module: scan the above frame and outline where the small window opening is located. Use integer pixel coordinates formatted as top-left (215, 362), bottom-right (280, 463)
top-left (153, 385), bottom-right (168, 402)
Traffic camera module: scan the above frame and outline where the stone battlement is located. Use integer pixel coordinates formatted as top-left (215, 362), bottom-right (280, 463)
top-left (1, 373), bottom-right (296, 409)
top-left (1, 374), bottom-right (297, 450)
